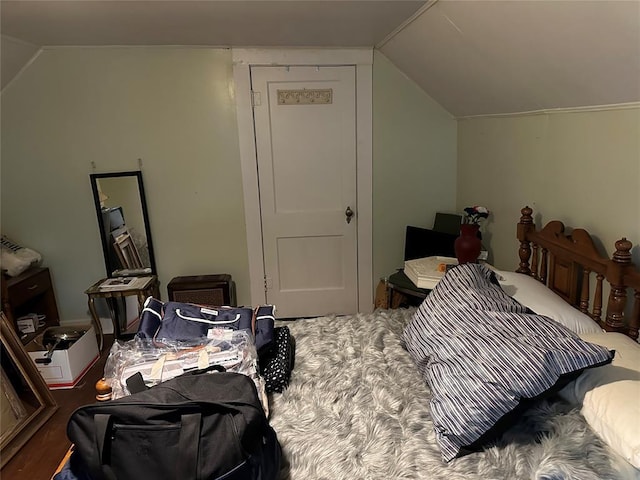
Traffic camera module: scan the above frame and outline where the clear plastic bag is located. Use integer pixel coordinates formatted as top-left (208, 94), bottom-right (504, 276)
top-left (102, 329), bottom-right (268, 415)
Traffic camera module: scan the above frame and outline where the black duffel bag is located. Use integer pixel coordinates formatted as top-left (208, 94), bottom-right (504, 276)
top-left (67, 370), bottom-right (281, 480)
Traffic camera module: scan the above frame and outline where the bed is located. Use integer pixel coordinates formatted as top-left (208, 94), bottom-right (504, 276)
top-left (266, 206), bottom-right (640, 480)
top-left (92, 206), bottom-right (640, 480)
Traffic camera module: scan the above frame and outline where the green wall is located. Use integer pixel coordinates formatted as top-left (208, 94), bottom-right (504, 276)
top-left (6, 45), bottom-right (631, 320)
top-left (372, 52), bottom-right (457, 283)
top-left (1, 47), bottom-right (456, 320)
top-left (1, 47), bottom-right (248, 320)
top-left (457, 108), bottom-right (640, 270)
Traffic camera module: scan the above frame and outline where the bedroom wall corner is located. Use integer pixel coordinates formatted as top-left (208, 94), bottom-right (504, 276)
top-left (372, 51), bottom-right (457, 287)
top-left (457, 107), bottom-right (640, 271)
top-left (0, 35), bottom-right (41, 91)
top-left (0, 47), bottom-right (251, 321)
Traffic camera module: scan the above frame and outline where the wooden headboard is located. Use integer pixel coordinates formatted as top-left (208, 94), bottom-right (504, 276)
top-left (516, 206), bottom-right (639, 340)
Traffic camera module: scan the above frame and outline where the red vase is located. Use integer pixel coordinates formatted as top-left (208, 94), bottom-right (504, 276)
top-left (454, 224), bottom-right (482, 264)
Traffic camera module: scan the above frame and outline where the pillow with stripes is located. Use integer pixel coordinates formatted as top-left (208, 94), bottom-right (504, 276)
top-left (402, 263), bottom-right (614, 462)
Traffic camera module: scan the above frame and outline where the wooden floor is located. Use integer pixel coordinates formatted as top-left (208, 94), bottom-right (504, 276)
top-left (1, 335), bottom-right (114, 480)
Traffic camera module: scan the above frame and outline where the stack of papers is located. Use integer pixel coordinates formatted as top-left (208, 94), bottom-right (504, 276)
top-left (404, 256), bottom-right (458, 289)
top-left (112, 267), bottom-right (153, 276)
top-left (99, 276), bottom-right (150, 290)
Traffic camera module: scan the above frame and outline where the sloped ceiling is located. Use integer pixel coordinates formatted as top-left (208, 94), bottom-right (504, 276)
top-left (1, 0), bottom-right (639, 117)
top-left (0, 34), bottom-right (40, 89)
top-left (0, 0), bottom-right (425, 46)
top-left (379, 0), bottom-right (640, 117)
top-left (0, 0), bottom-right (426, 89)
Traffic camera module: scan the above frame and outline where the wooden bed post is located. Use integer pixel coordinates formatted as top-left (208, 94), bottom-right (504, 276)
top-left (579, 270), bottom-right (590, 314)
top-left (591, 273), bottom-right (604, 325)
top-left (604, 238), bottom-right (632, 333)
top-left (517, 206), bottom-right (534, 274)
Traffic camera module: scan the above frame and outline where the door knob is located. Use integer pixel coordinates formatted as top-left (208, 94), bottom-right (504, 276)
top-left (345, 206), bottom-right (354, 224)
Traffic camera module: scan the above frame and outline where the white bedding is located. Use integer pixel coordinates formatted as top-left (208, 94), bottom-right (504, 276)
top-left (494, 269), bottom-right (639, 472)
top-left (496, 270), bottom-right (603, 334)
top-left (269, 308), bottom-right (632, 479)
top-left (560, 331), bottom-right (640, 470)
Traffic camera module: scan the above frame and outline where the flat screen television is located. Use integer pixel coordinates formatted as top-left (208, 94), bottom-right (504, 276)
top-left (404, 226), bottom-right (458, 261)
top-left (102, 207), bottom-right (125, 233)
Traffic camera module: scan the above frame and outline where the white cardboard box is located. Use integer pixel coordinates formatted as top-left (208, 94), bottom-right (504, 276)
top-left (26, 325), bottom-right (100, 389)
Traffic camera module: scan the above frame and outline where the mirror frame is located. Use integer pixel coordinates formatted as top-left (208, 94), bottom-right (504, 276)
top-left (90, 171), bottom-right (157, 278)
top-left (0, 312), bottom-right (57, 467)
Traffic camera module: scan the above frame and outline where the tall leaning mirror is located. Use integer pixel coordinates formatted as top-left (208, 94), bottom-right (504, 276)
top-left (90, 171), bottom-right (157, 278)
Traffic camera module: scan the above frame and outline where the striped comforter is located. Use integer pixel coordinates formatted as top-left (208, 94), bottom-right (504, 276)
top-left (402, 263), bottom-right (613, 462)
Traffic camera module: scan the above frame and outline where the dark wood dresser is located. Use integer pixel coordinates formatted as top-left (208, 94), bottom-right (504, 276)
top-left (1, 266), bottom-right (60, 344)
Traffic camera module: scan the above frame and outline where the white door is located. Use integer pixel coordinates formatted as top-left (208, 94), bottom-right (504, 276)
top-left (251, 65), bottom-right (358, 318)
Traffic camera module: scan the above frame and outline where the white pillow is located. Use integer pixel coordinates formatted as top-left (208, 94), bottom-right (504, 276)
top-left (559, 332), bottom-right (640, 469)
top-left (0, 245), bottom-right (42, 277)
top-left (497, 270), bottom-right (603, 334)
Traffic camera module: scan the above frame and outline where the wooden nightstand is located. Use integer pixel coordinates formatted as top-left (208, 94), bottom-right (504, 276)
top-left (386, 269), bottom-right (430, 308)
top-left (1, 267), bottom-right (60, 344)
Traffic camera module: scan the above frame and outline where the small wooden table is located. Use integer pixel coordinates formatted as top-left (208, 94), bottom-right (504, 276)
top-left (386, 269), bottom-right (431, 308)
top-left (85, 276), bottom-right (160, 351)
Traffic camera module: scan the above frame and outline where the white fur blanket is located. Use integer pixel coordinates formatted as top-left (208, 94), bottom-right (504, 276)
top-left (269, 309), bottom-right (636, 480)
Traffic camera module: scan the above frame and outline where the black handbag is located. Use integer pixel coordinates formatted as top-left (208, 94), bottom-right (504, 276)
top-left (67, 370), bottom-right (281, 480)
top-left (260, 326), bottom-right (295, 393)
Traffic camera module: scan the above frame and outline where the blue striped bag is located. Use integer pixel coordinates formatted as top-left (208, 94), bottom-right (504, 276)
top-left (137, 297), bottom-right (275, 353)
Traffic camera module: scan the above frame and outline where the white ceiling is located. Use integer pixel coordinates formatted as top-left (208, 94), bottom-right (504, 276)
top-left (2, 0), bottom-right (639, 117)
top-left (379, 0), bottom-right (640, 117)
top-left (0, 0), bottom-right (425, 46)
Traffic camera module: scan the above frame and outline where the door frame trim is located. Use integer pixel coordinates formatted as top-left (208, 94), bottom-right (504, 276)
top-left (232, 48), bottom-right (373, 313)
